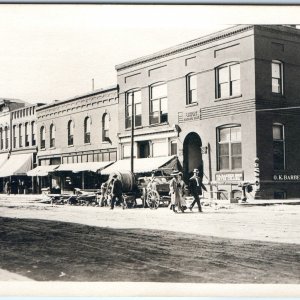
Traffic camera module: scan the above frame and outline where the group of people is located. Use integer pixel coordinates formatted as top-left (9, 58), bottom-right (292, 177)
top-left (169, 168), bottom-right (207, 213)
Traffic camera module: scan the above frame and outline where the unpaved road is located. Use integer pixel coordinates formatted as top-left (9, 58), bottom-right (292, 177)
top-left (0, 196), bottom-right (299, 284)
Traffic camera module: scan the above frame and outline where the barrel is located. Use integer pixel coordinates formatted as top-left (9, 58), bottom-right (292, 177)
top-left (108, 170), bottom-right (135, 193)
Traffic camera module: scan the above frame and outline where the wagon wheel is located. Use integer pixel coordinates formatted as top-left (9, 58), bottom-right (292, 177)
top-left (146, 190), bottom-right (160, 209)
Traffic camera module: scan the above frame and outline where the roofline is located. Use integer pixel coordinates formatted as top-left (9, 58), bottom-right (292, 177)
top-left (115, 24), bottom-right (300, 72)
top-left (36, 84), bottom-right (118, 111)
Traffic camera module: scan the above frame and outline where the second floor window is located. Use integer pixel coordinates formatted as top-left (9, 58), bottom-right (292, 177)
top-left (4, 126), bottom-right (8, 149)
top-left (125, 90), bottom-right (141, 129)
top-left (25, 122), bottom-right (29, 147)
top-left (50, 124), bottom-right (55, 148)
top-left (150, 83), bottom-right (168, 125)
top-left (102, 113), bottom-right (110, 142)
top-left (40, 126), bottom-right (45, 149)
top-left (272, 60), bottom-right (283, 94)
top-left (0, 128), bottom-right (3, 150)
top-left (68, 120), bottom-right (74, 146)
top-left (84, 117), bottom-right (91, 144)
top-left (13, 125), bottom-right (16, 148)
top-left (187, 73), bottom-right (197, 104)
top-left (19, 124), bottom-right (22, 147)
top-left (31, 122), bottom-right (36, 146)
top-left (273, 123), bottom-right (285, 170)
top-left (218, 125), bottom-right (242, 170)
top-left (216, 63), bottom-right (240, 98)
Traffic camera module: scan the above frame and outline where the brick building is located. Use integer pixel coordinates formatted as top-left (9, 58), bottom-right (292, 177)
top-left (116, 25), bottom-right (300, 200)
top-left (34, 86), bottom-right (118, 192)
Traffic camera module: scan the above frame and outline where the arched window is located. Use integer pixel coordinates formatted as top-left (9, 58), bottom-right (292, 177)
top-left (217, 125), bottom-right (242, 170)
top-left (84, 117), bottom-right (91, 144)
top-left (4, 126), bottom-right (8, 149)
top-left (150, 82), bottom-right (168, 124)
top-left (12, 125), bottom-right (17, 148)
top-left (273, 123), bottom-right (285, 170)
top-left (68, 120), bottom-right (74, 146)
top-left (272, 60), bottom-right (284, 94)
top-left (186, 73), bottom-right (197, 104)
top-left (0, 128), bottom-right (3, 150)
top-left (102, 114), bottom-right (109, 142)
top-left (31, 121), bottom-right (36, 146)
top-left (40, 126), bottom-right (45, 149)
top-left (50, 124), bottom-right (55, 148)
top-left (216, 62), bottom-right (240, 98)
top-left (19, 124), bottom-right (22, 147)
top-left (25, 122), bottom-right (29, 147)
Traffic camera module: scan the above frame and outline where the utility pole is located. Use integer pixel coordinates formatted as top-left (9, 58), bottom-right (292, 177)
top-left (130, 92), bottom-right (134, 173)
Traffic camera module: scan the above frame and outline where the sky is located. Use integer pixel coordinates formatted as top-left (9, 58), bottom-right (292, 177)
top-left (0, 5), bottom-right (300, 104)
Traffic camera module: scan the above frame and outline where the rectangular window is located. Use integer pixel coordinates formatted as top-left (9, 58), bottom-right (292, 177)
top-left (218, 126), bottom-right (242, 170)
top-left (150, 83), bottom-right (168, 125)
top-left (31, 122), bottom-right (36, 146)
top-left (19, 125), bottom-right (22, 148)
top-left (170, 141), bottom-right (177, 155)
top-left (187, 74), bottom-right (197, 104)
top-left (13, 126), bottom-right (16, 148)
top-left (217, 63), bottom-right (240, 98)
top-left (125, 90), bottom-right (141, 129)
top-left (0, 129), bottom-right (3, 150)
top-left (273, 124), bottom-right (285, 170)
top-left (123, 144), bottom-right (131, 159)
top-left (272, 61), bottom-right (283, 94)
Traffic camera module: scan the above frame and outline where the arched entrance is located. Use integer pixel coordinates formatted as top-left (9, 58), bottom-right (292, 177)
top-left (183, 132), bottom-right (203, 181)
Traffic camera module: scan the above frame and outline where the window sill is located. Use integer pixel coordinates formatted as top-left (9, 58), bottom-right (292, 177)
top-left (125, 126), bottom-right (143, 131)
top-left (84, 142), bottom-right (91, 146)
top-left (40, 148), bottom-right (46, 151)
top-left (49, 147), bottom-right (56, 150)
top-left (150, 122), bottom-right (169, 127)
top-left (215, 94), bottom-right (242, 102)
top-left (67, 145), bottom-right (74, 148)
top-left (186, 102), bottom-right (198, 108)
top-left (102, 141), bottom-right (110, 144)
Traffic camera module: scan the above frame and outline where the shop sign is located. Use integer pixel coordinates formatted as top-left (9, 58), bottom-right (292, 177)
top-left (216, 172), bottom-right (244, 182)
top-left (273, 174), bottom-right (300, 181)
top-left (178, 110), bottom-right (200, 123)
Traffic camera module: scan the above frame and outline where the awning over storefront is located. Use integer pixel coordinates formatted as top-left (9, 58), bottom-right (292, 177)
top-left (0, 153), bottom-right (32, 177)
top-left (101, 156), bottom-right (178, 175)
top-left (55, 161), bottom-right (114, 173)
top-left (27, 165), bottom-right (59, 177)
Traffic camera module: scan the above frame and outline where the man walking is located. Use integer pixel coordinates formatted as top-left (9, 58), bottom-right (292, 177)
top-left (188, 168), bottom-right (207, 212)
top-left (110, 174), bottom-right (125, 210)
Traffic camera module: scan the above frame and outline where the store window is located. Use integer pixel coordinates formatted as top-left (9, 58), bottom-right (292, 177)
top-left (217, 125), bottom-right (242, 170)
top-left (84, 117), bottom-right (91, 144)
top-left (40, 126), bottom-right (45, 149)
top-left (125, 90), bottom-right (141, 129)
top-left (216, 62), bottom-right (240, 98)
top-left (273, 123), bottom-right (285, 170)
top-left (50, 124), bottom-right (55, 148)
top-left (186, 73), bottom-right (197, 104)
top-left (272, 60), bottom-right (283, 94)
top-left (150, 83), bottom-right (168, 124)
top-left (102, 113), bottom-right (110, 142)
top-left (25, 122), bottom-right (29, 147)
top-left (68, 120), bottom-right (74, 146)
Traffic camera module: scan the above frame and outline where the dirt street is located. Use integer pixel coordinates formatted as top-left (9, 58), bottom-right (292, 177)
top-left (0, 196), bottom-right (299, 284)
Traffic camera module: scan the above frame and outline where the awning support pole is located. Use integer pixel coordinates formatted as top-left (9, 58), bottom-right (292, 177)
top-left (130, 92), bottom-right (134, 173)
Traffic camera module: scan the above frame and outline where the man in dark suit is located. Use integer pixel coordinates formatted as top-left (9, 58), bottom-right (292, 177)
top-left (188, 168), bottom-right (207, 212)
top-left (110, 174), bottom-right (125, 210)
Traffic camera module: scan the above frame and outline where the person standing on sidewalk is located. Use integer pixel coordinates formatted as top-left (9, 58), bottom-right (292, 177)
top-left (169, 170), bottom-right (181, 213)
top-left (188, 168), bottom-right (207, 212)
top-left (178, 172), bottom-right (188, 212)
top-left (110, 174), bottom-right (125, 210)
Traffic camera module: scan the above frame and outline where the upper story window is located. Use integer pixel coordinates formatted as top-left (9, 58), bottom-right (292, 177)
top-left (102, 113), bottom-right (110, 142)
top-left (25, 122), bottom-right (29, 147)
top-left (4, 126), bottom-right (8, 149)
top-left (125, 90), bottom-right (141, 129)
top-left (216, 63), bottom-right (240, 98)
top-left (273, 123), bottom-right (285, 170)
top-left (40, 126), bottom-right (45, 149)
top-left (19, 124), bottom-right (22, 148)
top-left (0, 128), bottom-right (3, 150)
top-left (31, 121), bottom-right (36, 146)
top-left (84, 117), bottom-right (91, 144)
top-left (186, 73), bottom-right (197, 104)
top-left (13, 125), bottom-right (16, 148)
top-left (217, 125), bottom-right (242, 171)
top-left (272, 60), bottom-right (283, 94)
top-left (150, 83), bottom-right (168, 125)
top-left (68, 120), bottom-right (74, 146)
top-left (50, 124), bottom-right (55, 148)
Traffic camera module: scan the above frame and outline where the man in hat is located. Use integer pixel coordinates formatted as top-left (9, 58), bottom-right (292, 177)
top-left (188, 168), bottom-right (207, 212)
top-left (110, 174), bottom-right (124, 210)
